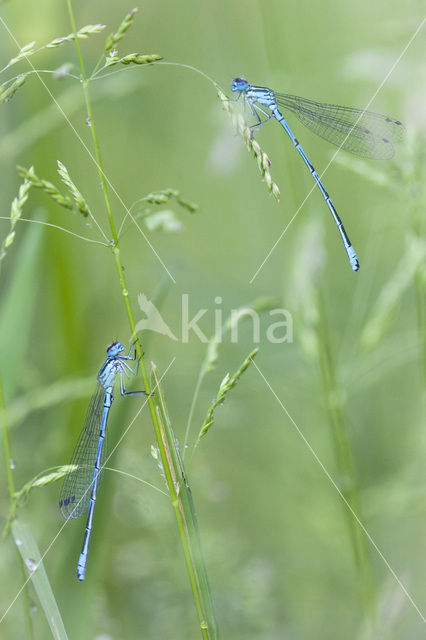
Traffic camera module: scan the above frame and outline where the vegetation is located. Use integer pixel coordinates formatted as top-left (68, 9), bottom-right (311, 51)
top-left (0, 2), bottom-right (424, 639)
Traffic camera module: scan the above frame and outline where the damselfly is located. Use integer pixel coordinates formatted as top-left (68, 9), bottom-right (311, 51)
top-left (231, 77), bottom-right (404, 271)
top-left (59, 341), bottom-right (149, 581)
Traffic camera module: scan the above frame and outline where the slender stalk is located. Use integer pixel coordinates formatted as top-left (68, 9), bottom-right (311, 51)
top-left (0, 378), bottom-right (35, 640)
top-left (65, 0), bottom-right (151, 389)
top-left (152, 365), bottom-right (216, 638)
top-left (1, 379), bottom-right (15, 497)
top-left (414, 271), bottom-right (426, 391)
top-left (409, 138), bottom-right (426, 424)
top-left (66, 3), bottom-right (216, 636)
top-left (316, 291), bottom-right (376, 622)
top-left (412, 201), bottom-right (426, 397)
top-left (414, 258), bottom-right (426, 429)
top-left (183, 374), bottom-right (203, 457)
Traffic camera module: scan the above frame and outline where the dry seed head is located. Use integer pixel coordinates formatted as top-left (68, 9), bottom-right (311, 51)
top-left (7, 42), bottom-right (36, 67)
top-left (271, 183), bottom-right (280, 201)
top-left (47, 24), bottom-right (105, 48)
top-left (218, 87), bottom-right (280, 201)
top-left (262, 153), bottom-right (271, 170)
top-left (5, 232), bottom-right (15, 248)
top-left (0, 76), bottom-right (26, 103)
top-left (105, 8), bottom-right (138, 53)
top-left (251, 139), bottom-right (261, 156)
top-left (264, 172), bottom-right (272, 189)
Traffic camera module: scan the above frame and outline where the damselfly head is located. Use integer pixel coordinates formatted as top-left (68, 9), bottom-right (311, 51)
top-left (107, 341), bottom-right (124, 357)
top-left (232, 78), bottom-right (249, 92)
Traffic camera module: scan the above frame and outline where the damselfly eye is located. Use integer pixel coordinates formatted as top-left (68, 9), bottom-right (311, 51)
top-left (232, 77), bottom-right (248, 92)
top-left (107, 341), bottom-right (124, 356)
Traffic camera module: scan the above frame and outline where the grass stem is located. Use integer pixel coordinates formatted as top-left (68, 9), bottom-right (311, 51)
top-left (66, 2), bottom-right (217, 635)
top-left (316, 291), bottom-right (376, 621)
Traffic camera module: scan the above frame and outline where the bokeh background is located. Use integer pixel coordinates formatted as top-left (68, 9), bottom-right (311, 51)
top-left (0, 1), bottom-right (425, 638)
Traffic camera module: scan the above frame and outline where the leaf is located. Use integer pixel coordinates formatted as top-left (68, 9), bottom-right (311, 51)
top-left (0, 214), bottom-right (45, 398)
top-left (151, 364), bottom-right (218, 638)
top-left (11, 520), bottom-right (68, 640)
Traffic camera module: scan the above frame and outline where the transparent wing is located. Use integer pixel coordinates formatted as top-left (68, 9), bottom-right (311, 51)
top-left (59, 384), bottom-right (107, 519)
top-left (274, 93), bottom-right (405, 159)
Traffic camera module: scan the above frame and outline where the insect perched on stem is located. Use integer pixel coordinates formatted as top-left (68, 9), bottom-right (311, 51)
top-left (231, 77), bottom-right (404, 271)
top-left (59, 341), bottom-right (149, 581)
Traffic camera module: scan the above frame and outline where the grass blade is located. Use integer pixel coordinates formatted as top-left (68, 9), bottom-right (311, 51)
top-left (151, 363), bottom-right (218, 639)
top-left (11, 520), bottom-right (68, 640)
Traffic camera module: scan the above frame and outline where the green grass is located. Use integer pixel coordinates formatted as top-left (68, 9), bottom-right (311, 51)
top-left (0, 2), bottom-right (425, 639)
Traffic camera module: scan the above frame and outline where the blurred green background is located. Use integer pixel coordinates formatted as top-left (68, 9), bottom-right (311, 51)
top-left (0, 0), bottom-right (425, 638)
